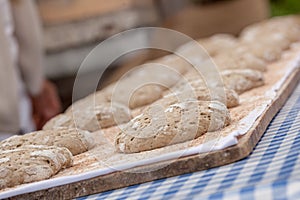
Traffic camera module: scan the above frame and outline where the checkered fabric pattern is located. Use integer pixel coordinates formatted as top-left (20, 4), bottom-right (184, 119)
top-left (78, 82), bottom-right (300, 200)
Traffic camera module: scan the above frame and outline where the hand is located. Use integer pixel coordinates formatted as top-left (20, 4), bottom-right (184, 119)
top-left (30, 80), bottom-right (62, 130)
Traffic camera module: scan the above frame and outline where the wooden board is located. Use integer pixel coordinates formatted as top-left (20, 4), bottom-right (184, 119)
top-left (37, 0), bottom-right (156, 26)
top-left (42, 2), bottom-right (159, 52)
top-left (4, 49), bottom-right (299, 199)
top-left (37, 0), bottom-right (135, 26)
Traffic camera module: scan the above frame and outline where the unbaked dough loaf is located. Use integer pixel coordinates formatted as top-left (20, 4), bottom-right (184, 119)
top-left (45, 103), bottom-right (131, 132)
top-left (240, 16), bottom-right (300, 44)
top-left (176, 34), bottom-right (238, 58)
top-left (42, 114), bottom-right (74, 130)
top-left (65, 89), bottom-right (111, 114)
top-left (238, 37), bottom-right (290, 62)
top-left (161, 87), bottom-right (239, 108)
top-left (150, 54), bottom-right (192, 75)
top-left (67, 54), bottom-right (190, 114)
top-left (197, 34), bottom-right (239, 56)
top-left (132, 63), bottom-right (184, 88)
top-left (0, 145), bottom-right (73, 189)
top-left (170, 72), bottom-right (206, 92)
top-left (213, 50), bottom-right (267, 72)
top-left (115, 100), bottom-right (230, 153)
top-left (107, 62), bottom-right (187, 109)
top-left (108, 81), bottom-right (165, 109)
top-left (164, 72), bottom-right (239, 108)
top-left (239, 16), bottom-right (300, 62)
top-left (128, 84), bottom-right (164, 108)
top-left (221, 69), bottom-right (265, 94)
top-left (0, 128), bottom-right (93, 155)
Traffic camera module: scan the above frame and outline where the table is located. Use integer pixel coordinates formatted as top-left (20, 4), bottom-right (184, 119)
top-left (78, 82), bottom-right (300, 200)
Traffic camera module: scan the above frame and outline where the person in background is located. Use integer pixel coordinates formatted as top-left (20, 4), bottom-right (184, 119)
top-left (0, 0), bottom-right (61, 140)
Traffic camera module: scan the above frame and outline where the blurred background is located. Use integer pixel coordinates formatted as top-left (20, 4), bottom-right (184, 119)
top-left (36, 0), bottom-right (300, 110)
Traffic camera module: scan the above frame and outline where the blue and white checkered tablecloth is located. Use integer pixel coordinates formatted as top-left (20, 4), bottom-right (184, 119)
top-left (78, 82), bottom-right (300, 200)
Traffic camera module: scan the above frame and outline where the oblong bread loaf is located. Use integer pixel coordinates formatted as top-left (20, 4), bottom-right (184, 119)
top-left (0, 145), bottom-right (73, 189)
top-left (161, 86), bottom-right (239, 108)
top-left (213, 50), bottom-right (267, 72)
top-left (221, 69), bottom-right (264, 94)
top-left (0, 128), bottom-right (92, 155)
top-left (115, 100), bottom-right (230, 153)
top-left (44, 103), bottom-right (131, 132)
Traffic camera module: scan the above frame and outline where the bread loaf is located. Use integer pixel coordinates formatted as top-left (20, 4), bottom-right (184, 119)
top-left (115, 100), bottom-right (230, 153)
top-left (109, 63), bottom-right (184, 109)
top-left (0, 145), bottom-right (73, 189)
top-left (214, 50), bottom-right (267, 72)
top-left (65, 89), bottom-right (111, 114)
top-left (221, 69), bottom-right (265, 94)
top-left (1, 128), bottom-right (93, 155)
top-left (150, 54), bottom-right (192, 75)
top-left (197, 34), bottom-right (238, 56)
top-left (240, 16), bottom-right (300, 44)
top-left (161, 87), bottom-right (239, 109)
top-left (177, 34), bottom-right (238, 58)
top-left (239, 16), bottom-right (300, 62)
top-left (164, 71), bottom-right (239, 108)
top-left (44, 103), bottom-right (131, 132)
